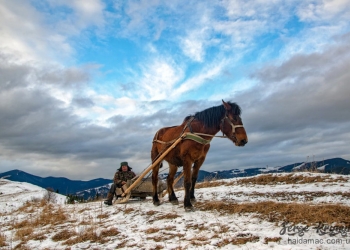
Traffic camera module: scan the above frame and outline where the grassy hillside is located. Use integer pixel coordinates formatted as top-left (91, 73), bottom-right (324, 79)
top-left (1, 172), bottom-right (350, 249)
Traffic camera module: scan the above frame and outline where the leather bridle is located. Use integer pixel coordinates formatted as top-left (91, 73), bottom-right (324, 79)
top-left (220, 114), bottom-right (244, 138)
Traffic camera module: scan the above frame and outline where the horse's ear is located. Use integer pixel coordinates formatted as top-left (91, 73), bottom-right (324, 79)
top-left (222, 99), bottom-right (231, 111)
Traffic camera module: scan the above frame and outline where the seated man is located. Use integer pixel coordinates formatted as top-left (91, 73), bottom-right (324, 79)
top-left (104, 161), bottom-right (136, 205)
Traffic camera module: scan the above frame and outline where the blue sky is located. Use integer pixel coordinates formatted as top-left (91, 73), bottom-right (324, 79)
top-left (1, 0), bottom-right (350, 180)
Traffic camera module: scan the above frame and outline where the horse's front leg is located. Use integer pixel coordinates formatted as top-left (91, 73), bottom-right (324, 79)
top-left (152, 164), bottom-right (161, 206)
top-left (167, 163), bottom-right (179, 205)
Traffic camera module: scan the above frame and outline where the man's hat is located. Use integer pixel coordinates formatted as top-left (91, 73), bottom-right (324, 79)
top-left (120, 161), bottom-right (128, 167)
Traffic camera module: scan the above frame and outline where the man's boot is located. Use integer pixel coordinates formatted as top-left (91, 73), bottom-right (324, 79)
top-left (104, 192), bottom-right (114, 205)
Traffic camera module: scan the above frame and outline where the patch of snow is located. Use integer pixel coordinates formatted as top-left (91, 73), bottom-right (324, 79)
top-left (1, 173), bottom-right (350, 249)
top-left (317, 164), bottom-right (328, 171)
top-left (0, 178), bottom-right (66, 213)
top-left (292, 163), bottom-right (305, 170)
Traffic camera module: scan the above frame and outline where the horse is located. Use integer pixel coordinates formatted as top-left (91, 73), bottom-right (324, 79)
top-left (151, 100), bottom-right (248, 211)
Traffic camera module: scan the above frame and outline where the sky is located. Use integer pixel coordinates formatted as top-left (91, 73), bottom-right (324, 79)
top-left (1, 0), bottom-right (350, 180)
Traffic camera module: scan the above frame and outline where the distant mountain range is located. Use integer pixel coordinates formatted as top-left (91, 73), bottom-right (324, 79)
top-left (0, 169), bottom-right (111, 195)
top-left (1, 157), bottom-right (349, 200)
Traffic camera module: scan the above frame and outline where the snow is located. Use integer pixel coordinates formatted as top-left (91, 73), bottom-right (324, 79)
top-left (0, 178), bottom-right (66, 213)
top-left (317, 164), bottom-right (328, 171)
top-left (259, 166), bottom-right (281, 173)
top-left (293, 163), bottom-right (306, 170)
top-left (1, 172), bottom-right (350, 249)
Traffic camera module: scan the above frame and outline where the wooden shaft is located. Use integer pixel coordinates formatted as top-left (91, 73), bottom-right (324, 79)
top-left (162, 171), bottom-right (184, 197)
top-left (122, 134), bottom-right (186, 196)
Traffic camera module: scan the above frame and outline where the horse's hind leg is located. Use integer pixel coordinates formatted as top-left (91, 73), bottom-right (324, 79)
top-left (151, 143), bottom-right (161, 206)
top-left (167, 163), bottom-right (179, 205)
top-left (183, 160), bottom-right (194, 210)
top-left (191, 150), bottom-right (209, 202)
top-left (190, 159), bottom-right (203, 202)
top-left (152, 163), bottom-right (161, 206)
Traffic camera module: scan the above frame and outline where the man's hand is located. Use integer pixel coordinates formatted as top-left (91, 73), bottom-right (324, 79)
top-left (122, 181), bottom-right (126, 185)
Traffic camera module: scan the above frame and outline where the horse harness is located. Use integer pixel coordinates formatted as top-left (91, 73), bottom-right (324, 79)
top-left (153, 113), bottom-right (244, 146)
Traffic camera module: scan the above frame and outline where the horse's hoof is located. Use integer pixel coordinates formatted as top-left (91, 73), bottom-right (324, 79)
top-left (170, 200), bottom-right (179, 205)
top-left (153, 201), bottom-right (161, 206)
top-left (184, 206), bottom-right (195, 212)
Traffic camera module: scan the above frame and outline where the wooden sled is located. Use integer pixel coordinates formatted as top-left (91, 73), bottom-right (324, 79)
top-left (116, 134), bottom-right (186, 204)
top-left (114, 177), bottom-right (167, 204)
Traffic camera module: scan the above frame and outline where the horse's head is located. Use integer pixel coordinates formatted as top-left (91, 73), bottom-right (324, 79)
top-left (221, 100), bottom-right (248, 147)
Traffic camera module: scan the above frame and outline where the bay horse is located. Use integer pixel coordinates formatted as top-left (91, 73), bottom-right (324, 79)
top-left (151, 100), bottom-right (248, 210)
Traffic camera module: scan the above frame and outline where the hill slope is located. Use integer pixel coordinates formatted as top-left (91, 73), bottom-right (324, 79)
top-left (1, 172), bottom-right (350, 249)
top-left (0, 169), bottom-right (111, 194)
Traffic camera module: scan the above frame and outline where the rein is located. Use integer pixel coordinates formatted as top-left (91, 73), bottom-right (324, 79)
top-left (153, 114), bottom-right (245, 146)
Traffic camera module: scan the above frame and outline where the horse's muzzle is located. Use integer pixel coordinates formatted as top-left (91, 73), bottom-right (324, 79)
top-left (238, 139), bottom-right (248, 146)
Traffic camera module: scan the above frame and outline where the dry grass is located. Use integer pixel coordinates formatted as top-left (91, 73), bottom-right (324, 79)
top-left (231, 234), bottom-right (260, 245)
top-left (0, 232), bottom-right (7, 247)
top-left (145, 210), bottom-right (157, 216)
top-left (224, 191), bottom-right (350, 202)
top-left (52, 229), bottom-right (76, 241)
top-left (3, 172), bottom-right (350, 249)
top-left (97, 213), bottom-right (109, 219)
top-left (123, 207), bottom-right (135, 214)
top-left (197, 200), bottom-right (350, 226)
top-left (15, 227), bottom-right (34, 241)
top-left (4, 198), bottom-right (121, 247)
top-left (52, 226), bottom-right (120, 245)
top-left (153, 213), bottom-right (179, 220)
top-left (235, 174), bottom-right (347, 185)
top-left (144, 227), bottom-right (161, 234)
top-left (264, 237), bottom-right (282, 244)
top-left (216, 234), bottom-right (260, 247)
top-left (196, 175), bottom-right (227, 189)
top-left (195, 173), bottom-right (349, 190)
top-left (190, 235), bottom-right (210, 246)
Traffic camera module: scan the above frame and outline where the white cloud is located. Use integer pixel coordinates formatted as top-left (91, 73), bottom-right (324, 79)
top-left (173, 59), bottom-right (228, 98)
top-left (180, 36), bottom-right (204, 62)
top-left (297, 0), bottom-right (350, 22)
top-left (135, 58), bottom-right (184, 101)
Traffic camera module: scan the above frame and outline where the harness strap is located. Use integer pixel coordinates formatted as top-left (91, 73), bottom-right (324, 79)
top-left (183, 132), bottom-right (211, 145)
top-left (187, 116), bottom-right (194, 133)
top-left (153, 139), bottom-right (176, 144)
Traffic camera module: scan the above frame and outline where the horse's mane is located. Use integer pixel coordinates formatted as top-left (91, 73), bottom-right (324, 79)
top-left (184, 102), bottom-right (241, 128)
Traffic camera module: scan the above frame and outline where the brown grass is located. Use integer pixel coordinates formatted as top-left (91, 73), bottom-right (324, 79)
top-left (13, 242), bottom-right (31, 250)
top-left (145, 210), bottom-right (157, 216)
top-left (57, 227), bottom-right (120, 245)
top-left (153, 213), bottom-right (179, 220)
top-left (197, 201), bottom-right (350, 226)
top-left (100, 227), bottom-right (120, 237)
top-left (216, 234), bottom-right (259, 247)
top-left (15, 227), bottom-right (34, 241)
top-left (123, 207), bottom-right (135, 214)
top-left (144, 227), bottom-right (161, 234)
top-left (195, 173), bottom-right (349, 190)
top-left (196, 176), bottom-right (227, 188)
top-left (190, 235), bottom-right (210, 246)
top-left (264, 237), bottom-right (282, 244)
top-left (97, 213), bottom-right (109, 219)
top-left (0, 232), bottom-right (7, 247)
top-left (235, 174), bottom-right (347, 185)
top-left (52, 229), bottom-right (77, 241)
top-left (224, 191), bottom-right (350, 202)
top-left (231, 234), bottom-right (260, 245)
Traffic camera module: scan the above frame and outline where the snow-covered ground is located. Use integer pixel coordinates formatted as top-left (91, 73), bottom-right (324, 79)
top-left (1, 172), bottom-right (350, 249)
